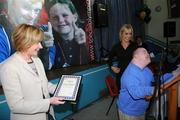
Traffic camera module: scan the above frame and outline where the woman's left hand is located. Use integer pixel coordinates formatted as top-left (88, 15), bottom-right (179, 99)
top-left (50, 97), bottom-right (65, 105)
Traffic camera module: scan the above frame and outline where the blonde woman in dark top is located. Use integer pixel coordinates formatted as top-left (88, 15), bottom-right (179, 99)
top-left (108, 24), bottom-right (138, 90)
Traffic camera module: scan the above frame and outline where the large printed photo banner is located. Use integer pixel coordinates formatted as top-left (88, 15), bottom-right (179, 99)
top-left (0, 0), bottom-right (95, 69)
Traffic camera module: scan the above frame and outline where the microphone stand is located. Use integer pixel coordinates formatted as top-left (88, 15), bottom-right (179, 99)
top-left (156, 49), bottom-right (165, 120)
top-left (99, 27), bottom-right (109, 61)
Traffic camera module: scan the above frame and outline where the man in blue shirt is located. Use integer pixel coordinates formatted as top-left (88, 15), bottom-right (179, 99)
top-left (117, 48), bottom-right (178, 120)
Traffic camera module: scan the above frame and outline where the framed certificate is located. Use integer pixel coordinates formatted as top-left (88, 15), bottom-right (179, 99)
top-left (54, 75), bottom-right (82, 101)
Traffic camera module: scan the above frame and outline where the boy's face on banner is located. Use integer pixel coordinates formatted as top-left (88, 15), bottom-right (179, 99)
top-left (49, 3), bottom-right (77, 35)
top-left (8, 0), bottom-right (43, 25)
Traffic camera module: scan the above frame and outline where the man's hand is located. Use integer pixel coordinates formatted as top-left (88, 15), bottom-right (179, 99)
top-left (145, 86), bottom-right (159, 100)
top-left (43, 22), bottom-right (54, 47)
top-left (73, 22), bottom-right (86, 44)
top-left (145, 95), bottom-right (153, 100)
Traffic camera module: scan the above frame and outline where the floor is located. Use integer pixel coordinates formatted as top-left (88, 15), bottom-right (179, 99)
top-left (63, 95), bottom-right (180, 120)
top-left (64, 96), bottom-right (118, 120)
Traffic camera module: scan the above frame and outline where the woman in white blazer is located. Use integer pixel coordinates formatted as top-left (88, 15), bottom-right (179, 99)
top-left (0, 24), bottom-right (65, 120)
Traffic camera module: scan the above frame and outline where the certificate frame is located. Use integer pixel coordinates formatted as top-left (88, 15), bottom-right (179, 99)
top-left (54, 75), bottom-right (82, 101)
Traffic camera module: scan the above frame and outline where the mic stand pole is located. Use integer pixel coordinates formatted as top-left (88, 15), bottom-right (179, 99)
top-left (99, 27), bottom-right (109, 62)
top-left (99, 27), bottom-right (104, 61)
top-left (165, 37), bottom-right (169, 62)
top-left (157, 49), bottom-right (165, 120)
top-left (157, 62), bottom-right (162, 120)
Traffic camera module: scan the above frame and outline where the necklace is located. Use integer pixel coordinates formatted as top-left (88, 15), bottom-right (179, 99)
top-left (121, 41), bottom-right (130, 50)
top-left (56, 41), bottom-right (70, 67)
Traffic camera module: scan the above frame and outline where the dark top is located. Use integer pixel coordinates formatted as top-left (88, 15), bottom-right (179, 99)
top-left (108, 41), bottom-right (138, 76)
top-left (52, 30), bottom-right (90, 69)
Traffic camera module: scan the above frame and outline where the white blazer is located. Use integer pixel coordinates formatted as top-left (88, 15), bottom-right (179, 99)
top-left (0, 52), bottom-right (55, 120)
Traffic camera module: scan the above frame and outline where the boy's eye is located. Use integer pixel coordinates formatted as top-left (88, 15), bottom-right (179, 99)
top-left (62, 14), bottom-right (68, 17)
top-left (51, 16), bottom-right (58, 21)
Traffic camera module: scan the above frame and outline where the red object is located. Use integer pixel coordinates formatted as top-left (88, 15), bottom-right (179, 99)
top-left (38, 6), bottom-right (49, 25)
top-left (106, 75), bottom-right (119, 96)
top-left (105, 75), bottom-right (119, 115)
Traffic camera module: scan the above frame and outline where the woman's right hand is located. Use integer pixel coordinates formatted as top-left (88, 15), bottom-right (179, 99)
top-left (111, 66), bottom-right (120, 73)
top-left (50, 97), bottom-right (65, 105)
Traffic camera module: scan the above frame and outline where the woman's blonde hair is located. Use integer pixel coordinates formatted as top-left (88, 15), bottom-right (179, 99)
top-left (119, 24), bottom-right (134, 42)
top-left (12, 24), bottom-right (44, 51)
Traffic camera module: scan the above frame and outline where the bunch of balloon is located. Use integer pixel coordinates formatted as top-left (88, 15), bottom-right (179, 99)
top-left (137, 4), bottom-right (151, 24)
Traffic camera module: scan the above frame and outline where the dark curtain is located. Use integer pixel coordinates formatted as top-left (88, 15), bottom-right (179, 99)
top-left (93, 0), bottom-right (144, 60)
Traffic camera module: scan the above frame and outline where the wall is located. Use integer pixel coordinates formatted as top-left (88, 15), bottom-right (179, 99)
top-left (144, 0), bottom-right (180, 43)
